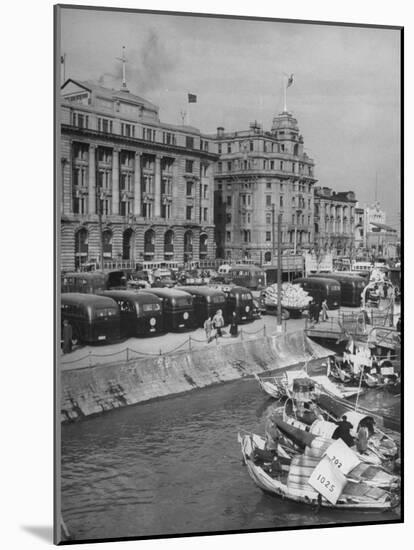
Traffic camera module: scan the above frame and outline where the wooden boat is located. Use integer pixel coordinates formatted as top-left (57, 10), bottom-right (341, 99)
top-left (272, 411), bottom-right (397, 473)
top-left (255, 369), bottom-right (359, 402)
top-left (315, 393), bottom-right (400, 458)
top-left (238, 432), bottom-right (399, 510)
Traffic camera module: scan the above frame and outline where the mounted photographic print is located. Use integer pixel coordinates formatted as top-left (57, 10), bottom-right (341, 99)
top-left (54, 4), bottom-right (403, 545)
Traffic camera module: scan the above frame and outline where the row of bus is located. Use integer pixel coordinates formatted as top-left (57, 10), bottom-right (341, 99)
top-left (61, 286), bottom-right (256, 345)
top-left (292, 273), bottom-right (367, 309)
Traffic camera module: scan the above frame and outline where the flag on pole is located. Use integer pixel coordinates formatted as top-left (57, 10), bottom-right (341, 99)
top-left (188, 93), bottom-right (197, 103)
top-left (287, 74), bottom-right (294, 88)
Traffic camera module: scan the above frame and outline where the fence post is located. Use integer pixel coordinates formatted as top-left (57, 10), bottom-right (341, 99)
top-left (263, 324), bottom-right (267, 337)
top-left (88, 350), bottom-right (92, 367)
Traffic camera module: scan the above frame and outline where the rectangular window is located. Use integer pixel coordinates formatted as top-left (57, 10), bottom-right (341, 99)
top-left (249, 141), bottom-right (254, 151)
top-left (186, 206), bottom-right (193, 220)
top-left (227, 161), bottom-right (232, 172)
top-left (266, 231), bottom-right (271, 242)
top-left (226, 196), bottom-right (232, 206)
top-left (121, 123), bottom-right (135, 137)
top-left (98, 117), bottom-right (113, 133)
top-left (203, 208), bottom-right (208, 221)
top-left (270, 161), bottom-right (274, 170)
top-left (186, 136), bottom-right (194, 149)
top-left (280, 161), bottom-right (284, 170)
top-left (185, 160), bottom-right (194, 173)
top-left (186, 181), bottom-right (193, 196)
top-left (203, 185), bottom-right (208, 199)
top-left (280, 196), bottom-right (283, 207)
top-left (226, 213), bottom-right (232, 223)
top-left (227, 143), bottom-right (231, 153)
top-left (217, 162), bottom-right (222, 173)
top-left (247, 213), bottom-right (251, 223)
top-left (266, 195), bottom-right (272, 207)
top-left (163, 132), bottom-right (176, 145)
top-left (266, 182), bottom-right (271, 189)
top-left (72, 112), bottom-right (89, 129)
top-left (226, 231), bottom-right (231, 242)
top-left (218, 143), bottom-right (222, 154)
top-left (266, 213), bottom-right (271, 224)
top-left (247, 195), bottom-right (251, 206)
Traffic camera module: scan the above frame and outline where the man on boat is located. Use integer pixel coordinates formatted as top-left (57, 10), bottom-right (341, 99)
top-left (332, 415), bottom-right (354, 447)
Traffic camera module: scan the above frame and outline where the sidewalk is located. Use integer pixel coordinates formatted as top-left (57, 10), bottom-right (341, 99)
top-left (60, 315), bottom-right (306, 371)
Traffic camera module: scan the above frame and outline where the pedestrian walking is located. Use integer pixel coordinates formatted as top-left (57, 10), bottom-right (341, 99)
top-left (204, 316), bottom-right (213, 343)
top-left (62, 319), bottom-right (73, 354)
top-left (321, 299), bottom-right (329, 322)
top-left (229, 311), bottom-right (239, 337)
top-left (212, 309), bottom-right (225, 338)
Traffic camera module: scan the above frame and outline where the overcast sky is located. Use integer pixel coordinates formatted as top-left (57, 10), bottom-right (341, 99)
top-left (60, 8), bottom-right (401, 227)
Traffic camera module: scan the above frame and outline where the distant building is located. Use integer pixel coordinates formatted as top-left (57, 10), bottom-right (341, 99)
top-left (364, 202), bottom-right (398, 259)
top-left (60, 79), bottom-right (218, 271)
top-left (212, 112), bottom-right (317, 263)
top-left (313, 187), bottom-right (357, 257)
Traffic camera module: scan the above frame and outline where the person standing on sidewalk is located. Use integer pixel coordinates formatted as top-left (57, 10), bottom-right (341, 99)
top-left (62, 319), bottom-right (73, 354)
top-left (229, 311), bottom-right (239, 337)
top-left (213, 309), bottom-right (225, 338)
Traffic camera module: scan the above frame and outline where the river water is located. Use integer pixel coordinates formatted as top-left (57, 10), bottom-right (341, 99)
top-left (61, 376), bottom-right (400, 542)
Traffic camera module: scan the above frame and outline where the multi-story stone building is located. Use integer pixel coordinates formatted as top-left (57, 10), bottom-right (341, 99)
top-left (313, 187), bottom-right (357, 256)
top-left (213, 112), bottom-right (317, 263)
top-left (59, 79), bottom-right (218, 271)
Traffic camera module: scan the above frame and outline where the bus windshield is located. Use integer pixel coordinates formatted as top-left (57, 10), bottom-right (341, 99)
top-left (175, 297), bottom-right (192, 307)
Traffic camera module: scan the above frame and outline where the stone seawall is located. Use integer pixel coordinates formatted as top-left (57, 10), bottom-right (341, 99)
top-left (61, 331), bottom-right (330, 422)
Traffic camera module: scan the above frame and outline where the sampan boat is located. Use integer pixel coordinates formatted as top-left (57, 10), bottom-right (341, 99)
top-left (238, 432), bottom-right (399, 511)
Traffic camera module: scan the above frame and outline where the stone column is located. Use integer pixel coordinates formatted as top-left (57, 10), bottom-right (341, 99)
top-left (88, 144), bottom-right (96, 215)
top-left (134, 151), bottom-right (142, 216)
top-left (112, 147), bottom-right (120, 215)
top-left (154, 154), bottom-right (161, 217)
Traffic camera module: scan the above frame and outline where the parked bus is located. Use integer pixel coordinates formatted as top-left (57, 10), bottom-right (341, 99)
top-left (228, 264), bottom-right (266, 290)
top-left (221, 285), bottom-right (255, 323)
top-left (309, 273), bottom-right (365, 307)
top-left (144, 288), bottom-right (195, 331)
top-left (177, 286), bottom-right (227, 327)
top-left (100, 290), bottom-right (164, 337)
top-left (61, 293), bottom-right (120, 344)
top-left (293, 277), bottom-right (341, 309)
top-left (61, 270), bottom-right (133, 293)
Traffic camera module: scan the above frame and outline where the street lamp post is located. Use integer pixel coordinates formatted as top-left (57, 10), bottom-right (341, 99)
top-left (277, 211), bottom-right (282, 331)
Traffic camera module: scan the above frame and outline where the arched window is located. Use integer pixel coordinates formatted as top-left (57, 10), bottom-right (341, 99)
top-left (122, 228), bottom-right (134, 261)
top-left (102, 229), bottom-right (113, 259)
top-left (144, 229), bottom-right (155, 260)
top-left (200, 234), bottom-right (208, 259)
top-left (74, 227), bottom-right (88, 269)
top-left (164, 230), bottom-right (174, 259)
top-left (293, 143), bottom-right (299, 156)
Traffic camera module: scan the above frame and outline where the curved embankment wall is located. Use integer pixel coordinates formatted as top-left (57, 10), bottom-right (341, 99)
top-left (61, 331), bottom-right (330, 423)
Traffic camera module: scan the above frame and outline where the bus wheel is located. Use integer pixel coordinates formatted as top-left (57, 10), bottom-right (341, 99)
top-left (281, 309), bottom-right (290, 321)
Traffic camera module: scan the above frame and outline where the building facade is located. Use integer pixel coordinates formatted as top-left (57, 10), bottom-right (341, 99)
top-left (60, 79), bottom-right (218, 271)
top-left (364, 202), bottom-right (398, 259)
top-left (213, 112), bottom-right (317, 264)
top-left (313, 187), bottom-right (356, 257)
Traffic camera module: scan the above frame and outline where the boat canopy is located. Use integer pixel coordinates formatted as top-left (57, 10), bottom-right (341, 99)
top-left (310, 420), bottom-right (338, 439)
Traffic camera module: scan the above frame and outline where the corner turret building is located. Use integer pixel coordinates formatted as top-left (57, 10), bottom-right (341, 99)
top-left (212, 111), bottom-right (317, 263)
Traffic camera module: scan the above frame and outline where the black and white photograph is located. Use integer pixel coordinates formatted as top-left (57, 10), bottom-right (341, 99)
top-left (55, 4), bottom-right (402, 545)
